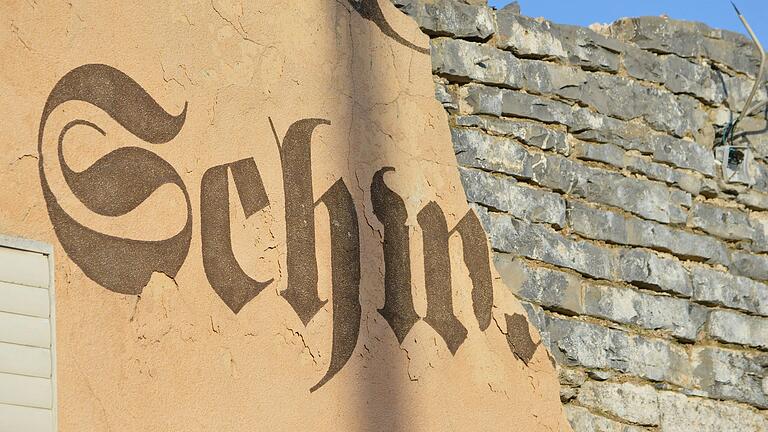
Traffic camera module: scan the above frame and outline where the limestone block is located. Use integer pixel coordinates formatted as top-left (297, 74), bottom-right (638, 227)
top-left (460, 167), bottom-right (567, 227)
top-left (393, 0), bottom-right (495, 40)
top-left (546, 317), bottom-right (691, 386)
top-left (489, 214), bottom-right (615, 280)
top-left (576, 381), bottom-right (660, 426)
top-left (691, 347), bottom-right (768, 408)
top-left (455, 115), bottom-right (570, 155)
top-left (691, 266), bottom-right (768, 316)
top-left (689, 202), bottom-right (755, 241)
top-left (708, 309), bottom-right (768, 350)
top-left (494, 256), bottom-right (583, 315)
top-left (565, 405), bottom-right (646, 432)
top-left (607, 16), bottom-right (761, 76)
top-left (583, 282), bottom-right (706, 341)
top-left (616, 249), bottom-right (692, 297)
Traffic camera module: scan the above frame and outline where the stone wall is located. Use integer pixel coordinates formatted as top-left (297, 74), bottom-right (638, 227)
top-left (393, 0), bottom-right (768, 430)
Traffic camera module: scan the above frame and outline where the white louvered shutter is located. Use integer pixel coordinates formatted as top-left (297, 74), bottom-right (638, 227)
top-left (0, 237), bottom-right (57, 432)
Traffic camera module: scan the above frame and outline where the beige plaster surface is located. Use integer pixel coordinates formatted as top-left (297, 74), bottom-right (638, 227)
top-left (0, 0), bottom-right (569, 430)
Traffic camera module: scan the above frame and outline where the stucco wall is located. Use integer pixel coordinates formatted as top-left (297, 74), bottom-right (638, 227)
top-left (393, 0), bottom-right (768, 430)
top-left (1, 1), bottom-right (569, 430)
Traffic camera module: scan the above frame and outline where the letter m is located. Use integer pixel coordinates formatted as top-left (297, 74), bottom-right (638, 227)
top-left (372, 168), bottom-right (493, 355)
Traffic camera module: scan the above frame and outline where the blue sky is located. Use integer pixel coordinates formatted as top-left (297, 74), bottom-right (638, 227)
top-left (488, 1), bottom-right (766, 43)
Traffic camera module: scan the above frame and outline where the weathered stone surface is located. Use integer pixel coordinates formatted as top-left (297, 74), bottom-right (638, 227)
top-left (659, 55), bottom-right (725, 105)
top-left (620, 43), bottom-right (665, 83)
top-left (657, 390), bottom-right (768, 432)
top-left (432, 37), bottom-right (589, 93)
top-left (556, 73), bottom-right (707, 138)
top-left (568, 201), bottom-right (628, 245)
top-left (606, 16), bottom-right (761, 76)
top-left (506, 58), bottom-right (589, 97)
top-left (583, 282), bottom-right (706, 341)
top-left (735, 115), bottom-right (768, 163)
top-left (627, 153), bottom-right (675, 184)
top-left (497, 251), bottom-right (706, 341)
top-left (691, 347), bottom-right (768, 408)
top-left (498, 1), bottom-right (520, 14)
top-left (530, 73), bottom-right (692, 137)
top-left (567, 201), bottom-right (730, 264)
top-left (576, 381), bottom-right (660, 425)
top-left (431, 37), bottom-right (510, 85)
top-left (708, 309), bottom-right (768, 350)
top-left (434, 78), bottom-right (458, 110)
top-left (560, 386), bottom-right (578, 403)
top-left (530, 153), bottom-right (683, 224)
top-left (670, 188), bottom-right (693, 207)
top-left (489, 214), bottom-right (615, 280)
top-left (495, 12), bottom-right (568, 60)
top-left (500, 90), bottom-right (575, 124)
top-left (616, 249), bottom-right (692, 297)
top-left (545, 316), bottom-right (691, 386)
top-left (719, 72), bottom-right (768, 112)
top-left (738, 190), bottom-right (768, 211)
top-left (452, 126), bottom-right (690, 224)
top-left (459, 167), bottom-right (567, 227)
top-left (574, 143), bottom-right (709, 193)
top-left (753, 162), bottom-right (768, 194)
top-left (570, 110), bottom-right (651, 146)
top-left (495, 256), bottom-right (583, 314)
top-left (587, 370), bottom-right (613, 381)
top-left (565, 405), bottom-right (646, 432)
top-left (622, 46), bottom-right (725, 105)
top-left (748, 213), bottom-right (768, 253)
top-left (559, 368), bottom-right (588, 387)
top-left (496, 89), bottom-right (714, 176)
top-left (667, 189), bottom-right (691, 225)
top-left (496, 12), bottom-right (621, 72)
top-left (460, 83), bottom-right (504, 115)
top-left (691, 266), bottom-right (768, 316)
top-left (393, 0), bottom-right (495, 40)
top-left (689, 202), bottom-right (755, 241)
top-left (672, 170), bottom-right (703, 196)
top-left (468, 202), bottom-right (492, 233)
top-left (451, 126), bottom-right (532, 176)
top-left (434, 38), bottom-right (709, 139)
top-left (624, 154), bottom-right (697, 193)
top-left (575, 380), bottom-right (768, 431)
top-left (572, 141), bottom-right (625, 167)
top-left (647, 135), bottom-right (715, 177)
top-left (729, 251), bottom-right (768, 282)
top-left (410, 3), bottom-right (768, 428)
top-left (455, 115), bottom-right (570, 155)
top-left (555, 24), bottom-right (623, 71)
top-left (699, 178), bottom-right (721, 198)
top-left (519, 302), bottom-right (550, 347)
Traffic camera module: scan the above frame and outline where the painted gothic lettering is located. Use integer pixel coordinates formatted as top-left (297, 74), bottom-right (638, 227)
top-left (39, 64), bottom-right (510, 392)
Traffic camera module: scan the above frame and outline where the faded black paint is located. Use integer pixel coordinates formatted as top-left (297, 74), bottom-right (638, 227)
top-left (39, 64), bottom-right (536, 393)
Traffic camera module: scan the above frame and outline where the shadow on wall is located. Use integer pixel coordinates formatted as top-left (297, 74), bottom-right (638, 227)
top-left (337, 4), bottom-right (542, 430)
top-left (340, 1), bottom-right (411, 429)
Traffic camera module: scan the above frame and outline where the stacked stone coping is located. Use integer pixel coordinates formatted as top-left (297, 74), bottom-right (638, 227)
top-left (392, 0), bottom-right (768, 430)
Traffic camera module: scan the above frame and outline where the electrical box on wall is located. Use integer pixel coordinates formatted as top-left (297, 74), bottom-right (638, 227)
top-left (0, 236), bottom-right (57, 432)
top-left (716, 145), bottom-right (756, 186)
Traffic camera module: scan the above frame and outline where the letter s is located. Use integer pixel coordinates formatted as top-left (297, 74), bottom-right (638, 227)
top-left (38, 64), bottom-right (192, 295)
